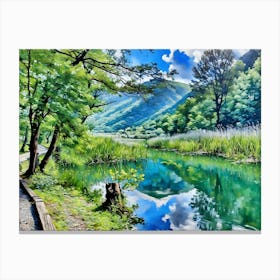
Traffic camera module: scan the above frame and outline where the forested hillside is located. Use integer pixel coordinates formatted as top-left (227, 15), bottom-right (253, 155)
top-left (88, 81), bottom-right (190, 132)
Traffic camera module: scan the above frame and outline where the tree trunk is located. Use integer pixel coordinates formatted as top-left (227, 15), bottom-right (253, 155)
top-left (23, 125), bottom-right (40, 177)
top-left (103, 183), bottom-right (123, 209)
top-left (53, 146), bottom-right (61, 162)
top-left (216, 109), bottom-right (221, 128)
top-left (39, 126), bottom-right (59, 172)
top-left (20, 126), bottom-right (28, 153)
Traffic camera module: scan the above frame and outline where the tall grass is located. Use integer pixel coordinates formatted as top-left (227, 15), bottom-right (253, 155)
top-left (60, 135), bottom-right (147, 166)
top-left (147, 126), bottom-right (261, 161)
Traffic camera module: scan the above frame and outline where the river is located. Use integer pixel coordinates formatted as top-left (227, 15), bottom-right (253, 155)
top-left (72, 150), bottom-right (261, 231)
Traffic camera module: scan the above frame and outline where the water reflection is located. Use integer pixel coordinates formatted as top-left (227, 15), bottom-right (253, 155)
top-left (125, 190), bottom-right (198, 230)
top-left (87, 150), bottom-right (260, 231)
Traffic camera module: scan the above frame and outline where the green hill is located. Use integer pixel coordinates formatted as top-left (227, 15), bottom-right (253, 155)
top-left (88, 80), bottom-right (191, 132)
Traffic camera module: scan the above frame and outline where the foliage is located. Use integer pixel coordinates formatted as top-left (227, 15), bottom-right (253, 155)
top-left (118, 110), bottom-right (188, 139)
top-left (117, 53), bottom-right (260, 138)
top-left (30, 173), bottom-right (58, 190)
top-left (186, 97), bottom-right (216, 130)
top-left (222, 57), bottom-right (261, 126)
top-left (135, 51), bottom-right (260, 134)
top-left (109, 168), bottom-right (144, 190)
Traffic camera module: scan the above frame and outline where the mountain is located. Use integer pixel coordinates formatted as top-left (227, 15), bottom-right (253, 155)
top-left (240, 49), bottom-right (261, 70)
top-left (88, 80), bottom-right (191, 132)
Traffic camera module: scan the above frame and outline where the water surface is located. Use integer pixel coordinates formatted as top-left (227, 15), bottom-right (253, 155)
top-left (72, 150), bottom-right (261, 231)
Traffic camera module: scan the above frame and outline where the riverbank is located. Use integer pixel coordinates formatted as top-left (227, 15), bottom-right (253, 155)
top-left (23, 153), bottom-right (143, 231)
top-left (19, 136), bottom-right (146, 231)
top-left (147, 126), bottom-right (261, 163)
top-left (26, 148), bottom-right (260, 231)
top-left (20, 129), bottom-right (261, 231)
top-left (26, 171), bottom-right (141, 231)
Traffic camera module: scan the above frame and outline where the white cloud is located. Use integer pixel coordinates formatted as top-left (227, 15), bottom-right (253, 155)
top-left (179, 49), bottom-right (204, 63)
top-left (168, 190), bottom-right (199, 230)
top-left (180, 49), bottom-right (250, 62)
top-left (161, 49), bottom-right (197, 84)
top-left (168, 62), bottom-right (193, 84)
top-left (162, 49), bottom-right (176, 63)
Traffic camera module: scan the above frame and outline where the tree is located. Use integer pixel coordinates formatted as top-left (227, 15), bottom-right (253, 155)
top-left (20, 50), bottom-right (52, 176)
top-left (20, 50), bottom-right (93, 176)
top-left (187, 97), bottom-right (216, 130)
top-left (191, 49), bottom-right (234, 127)
top-left (222, 57), bottom-right (261, 126)
top-left (20, 49), bottom-right (172, 176)
top-left (19, 108), bottom-right (29, 153)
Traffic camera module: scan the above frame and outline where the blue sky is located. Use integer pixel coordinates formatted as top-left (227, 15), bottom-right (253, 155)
top-left (126, 49), bottom-right (248, 84)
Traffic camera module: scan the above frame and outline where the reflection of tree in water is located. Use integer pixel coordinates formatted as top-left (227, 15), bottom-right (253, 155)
top-left (190, 191), bottom-right (219, 230)
top-left (190, 173), bottom-right (235, 230)
top-left (189, 171), bottom-right (261, 230)
top-left (163, 160), bottom-right (242, 228)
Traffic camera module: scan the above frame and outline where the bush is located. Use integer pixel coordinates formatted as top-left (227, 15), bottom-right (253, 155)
top-left (30, 173), bottom-right (58, 190)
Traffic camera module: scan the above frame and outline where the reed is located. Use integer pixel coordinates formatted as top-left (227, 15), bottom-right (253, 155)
top-left (60, 135), bottom-right (147, 166)
top-left (147, 126), bottom-right (261, 161)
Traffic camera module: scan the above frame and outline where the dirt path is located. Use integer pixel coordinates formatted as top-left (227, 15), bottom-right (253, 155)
top-left (19, 187), bottom-right (42, 230)
top-left (19, 145), bottom-right (47, 231)
top-left (19, 145), bottom-right (47, 163)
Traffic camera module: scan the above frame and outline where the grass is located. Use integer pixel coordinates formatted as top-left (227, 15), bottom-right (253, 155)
top-left (60, 134), bottom-right (147, 166)
top-left (27, 155), bottom-right (143, 231)
top-left (147, 126), bottom-right (261, 162)
top-left (32, 184), bottom-right (136, 231)
top-left (28, 167), bottom-right (141, 231)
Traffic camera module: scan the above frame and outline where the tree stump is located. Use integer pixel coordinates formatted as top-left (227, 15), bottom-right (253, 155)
top-left (103, 183), bottom-right (123, 209)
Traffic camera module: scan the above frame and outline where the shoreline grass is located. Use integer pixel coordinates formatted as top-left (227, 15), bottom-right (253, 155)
top-left (60, 135), bottom-right (147, 166)
top-left (147, 126), bottom-right (261, 162)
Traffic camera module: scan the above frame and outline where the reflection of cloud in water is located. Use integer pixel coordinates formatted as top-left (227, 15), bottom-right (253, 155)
top-left (125, 189), bottom-right (199, 230)
top-left (168, 191), bottom-right (198, 230)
